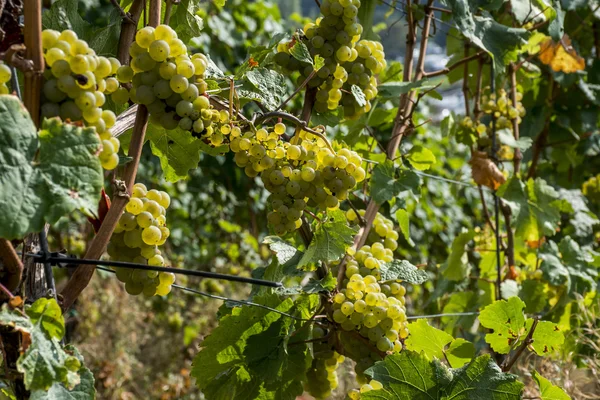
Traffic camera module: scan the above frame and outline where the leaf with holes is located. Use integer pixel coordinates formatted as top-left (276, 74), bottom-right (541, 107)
top-left (478, 297), bottom-right (526, 354)
top-left (379, 260), bottom-right (429, 284)
top-left (529, 320), bottom-right (564, 356)
top-left (0, 98), bottom-right (103, 240)
top-left (297, 209), bottom-right (357, 270)
top-left (146, 125), bottom-right (207, 183)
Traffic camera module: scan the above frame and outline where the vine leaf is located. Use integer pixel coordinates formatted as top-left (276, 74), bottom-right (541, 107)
top-left (528, 320), bottom-right (564, 356)
top-left (446, 338), bottom-right (475, 368)
top-left (519, 280), bottom-right (548, 314)
top-left (192, 294), bottom-right (312, 400)
top-left (370, 160), bottom-right (421, 205)
top-left (297, 209), bottom-right (357, 270)
top-left (441, 229), bottom-right (475, 281)
top-left (0, 98), bottom-right (103, 240)
top-left (479, 297), bottom-right (564, 356)
top-left (394, 209), bottom-right (412, 244)
top-left (170, 0), bottom-right (204, 43)
top-left (406, 145), bottom-right (436, 171)
top-left (478, 297), bottom-right (526, 354)
top-left (146, 125), bottom-right (207, 183)
top-left (532, 370), bottom-right (571, 400)
top-left (289, 41), bottom-right (313, 65)
top-left (263, 236), bottom-right (304, 277)
top-left (539, 237), bottom-right (597, 296)
top-left (0, 299), bottom-right (89, 393)
top-left (498, 177), bottom-right (561, 244)
top-left (238, 68), bottom-right (288, 111)
top-left (29, 346), bottom-right (96, 400)
top-left (469, 151), bottom-right (506, 190)
top-left (442, 0), bottom-right (529, 73)
top-left (362, 351), bottom-right (523, 399)
top-left (405, 319), bottom-right (453, 360)
top-left (351, 85), bottom-right (367, 107)
top-left (25, 298), bottom-right (65, 340)
top-left (378, 79), bottom-right (437, 99)
top-left (379, 260), bottom-right (429, 284)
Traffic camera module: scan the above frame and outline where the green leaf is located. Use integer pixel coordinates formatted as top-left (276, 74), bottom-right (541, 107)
top-left (302, 271), bottom-right (337, 293)
top-left (297, 209), bottom-right (357, 270)
top-left (146, 124), bottom-right (206, 182)
top-left (26, 298), bottom-right (65, 340)
top-left (379, 260), bottom-right (429, 284)
top-left (547, 0), bottom-right (564, 41)
top-left (169, 0), bottom-right (204, 43)
top-left (519, 280), bottom-right (548, 314)
top-left (263, 236), bottom-right (303, 276)
top-left (238, 68), bottom-right (287, 111)
top-left (405, 319), bottom-right (453, 360)
top-left (498, 177), bottom-right (561, 243)
top-left (406, 145), bottom-right (437, 171)
top-left (29, 346), bottom-right (96, 400)
top-left (496, 128), bottom-right (533, 151)
top-left (0, 104), bottom-right (103, 239)
top-left (539, 237), bottom-right (597, 296)
top-left (192, 294), bottom-right (311, 399)
top-left (351, 85), bottom-right (367, 107)
top-left (446, 338), bottom-right (475, 368)
top-left (441, 230), bottom-right (475, 281)
top-left (289, 42), bottom-right (313, 65)
top-left (17, 328), bottom-right (80, 391)
top-left (441, 292), bottom-right (478, 333)
top-left (532, 370), bottom-right (571, 400)
top-left (443, 0), bottom-right (529, 73)
top-left (363, 352), bottom-right (523, 399)
top-left (378, 79), bottom-right (438, 99)
top-left (529, 320), bottom-right (564, 356)
top-left (394, 209), bottom-right (411, 244)
top-left (478, 297), bottom-right (526, 354)
top-left (370, 160), bottom-right (421, 205)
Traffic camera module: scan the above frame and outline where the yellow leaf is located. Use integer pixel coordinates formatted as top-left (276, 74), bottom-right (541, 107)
top-left (538, 35), bottom-right (585, 74)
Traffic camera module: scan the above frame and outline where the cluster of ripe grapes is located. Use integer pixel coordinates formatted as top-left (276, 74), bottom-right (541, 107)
top-left (230, 123), bottom-right (366, 235)
top-left (40, 29), bottom-right (122, 170)
top-left (274, 0), bottom-right (386, 118)
top-left (113, 24), bottom-right (232, 143)
top-left (304, 326), bottom-right (345, 399)
top-left (107, 183), bottom-right (175, 296)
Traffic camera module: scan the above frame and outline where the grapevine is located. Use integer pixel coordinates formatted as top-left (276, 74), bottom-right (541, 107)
top-left (0, 0), bottom-right (595, 399)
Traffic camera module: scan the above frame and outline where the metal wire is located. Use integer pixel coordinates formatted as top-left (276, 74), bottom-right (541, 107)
top-left (9, 66), bottom-right (21, 100)
top-left (95, 266), bottom-right (315, 322)
top-left (26, 252), bottom-right (283, 288)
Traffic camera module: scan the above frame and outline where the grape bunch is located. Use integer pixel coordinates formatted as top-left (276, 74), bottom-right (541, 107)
top-left (0, 61), bottom-right (12, 94)
top-left (115, 24), bottom-right (232, 145)
top-left (582, 174), bottom-right (600, 203)
top-left (107, 183), bottom-right (175, 296)
top-left (274, 0), bottom-right (386, 118)
top-left (230, 123), bottom-right (366, 235)
top-left (460, 88), bottom-right (526, 138)
top-left (305, 326), bottom-right (345, 399)
top-left (40, 29), bottom-right (122, 170)
top-left (330, 245), bottom-right (408, 380)
top-left (347, 209), bottom-right (399, 251)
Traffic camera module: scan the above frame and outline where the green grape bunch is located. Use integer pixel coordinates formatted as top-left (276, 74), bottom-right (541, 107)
top-left (305, 326), bottom-right (345, 399)
top-left (230, 125), bottom-right (366, 235)
top-left (40, 29), bottom-right (122, 170)
top-left (274, 0), bottom-right (386, 118)
top-left (115, 24), bottom-right (232, 146)
top-left (583, 174), bottom-right (600, 203)
top-left (107, 183), bottom-right (175, 296)
top-left (330, 244), bottom-right (409, 381)
top-left (347, 209), bottom-right (399, 251)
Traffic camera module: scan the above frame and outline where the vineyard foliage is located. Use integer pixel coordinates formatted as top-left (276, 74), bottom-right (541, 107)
top-left (0, 0), bottom-right (598, 399)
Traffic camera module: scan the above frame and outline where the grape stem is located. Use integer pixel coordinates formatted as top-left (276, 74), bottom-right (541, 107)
top-left (253, 110), bottom-right (334, 151)
top-left (275, 69), bottom-right (317, 113)
top-left (109, 0), bottom-right (135, 25)
top-left (500, 317), bottom-right (539, 372)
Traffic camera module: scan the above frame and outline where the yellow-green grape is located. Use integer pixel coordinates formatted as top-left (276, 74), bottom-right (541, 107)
top-left (0, 62), bottom-right (12, 84)
top-left (108, 186), bottom-right (173, 297)
top-left (582, 174), bottom-right (600, 203)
